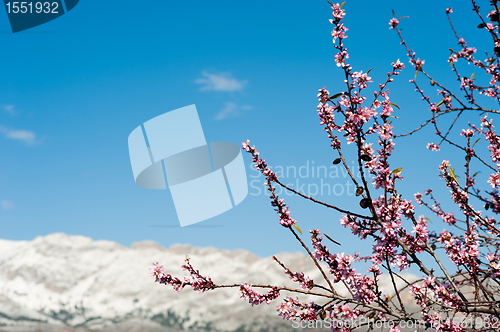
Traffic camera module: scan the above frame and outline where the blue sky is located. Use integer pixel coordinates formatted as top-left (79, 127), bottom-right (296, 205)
top-left (0, 0), bottom-right (497, 264)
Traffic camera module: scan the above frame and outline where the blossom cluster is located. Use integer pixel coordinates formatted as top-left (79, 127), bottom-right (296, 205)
top-left (480, 116), bottom-right (500, 189)
top-left (242, 140), bottom-right (297, 227)
top-left (414, 189), bottom-right (457, 225)
top-left (150, 258), bottom-right (215, 293)
top-left (240, 284), bottom-right (280, 306)
top-left (410, 276), bottom-right (464, 331)
top-left (439, 229), bottom-right (479, 270)
top-left (277, 297), bottom-right (321, 321)
top-left (316, 88), bottom-right (341, 149)
top-left (310, 229), bottom-right (376, 304)
top-left (272, 255), bottom-right (315, 290)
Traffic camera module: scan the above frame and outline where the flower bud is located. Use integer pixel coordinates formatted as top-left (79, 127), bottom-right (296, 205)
top-left (359, 198), bottom-right (371, 209)
top-left (361, 155), bottom-right (372, 162)
top-left (356, 187), bottom-right (364, 196)
top-left (478, 23), bottom-right (486, 29)
top-left (332, 158), bottom-right (342, 164)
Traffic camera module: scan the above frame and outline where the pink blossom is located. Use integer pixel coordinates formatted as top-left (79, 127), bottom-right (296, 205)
top-left (378, 123), bottom-right (393, 140)
top-left (412, 216), bottom-right (429, 246)
top-left (353, 70), bottom-right (372, 89)
top-left (488, 172), bottom-right (500, 188)
top-left (331, 23), bottom-right (348, 43)
top-left (150, 262), bottom-right (165, 280)
top-left (391, 59), bottom-right (405, 71)
top-left (330, 2), bottom-right (346, 20)
top-left (335, 50), bottom-right (349, 67)
top-left (414, 192), bottom-right (423, 204)
top-left (413, 58), bottom-right (425, 71)
top-left (460, 128), bottom-right (474, 137)
top-left (281, 264), bottom-right (314, 290)
top-left (388, 18), bottom-right (399, 29)
top-left (240, 284), bottom-right (280, 306)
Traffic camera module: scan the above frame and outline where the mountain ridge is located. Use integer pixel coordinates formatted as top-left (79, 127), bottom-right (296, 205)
top-left (0, 233), bottom-right (418, 331)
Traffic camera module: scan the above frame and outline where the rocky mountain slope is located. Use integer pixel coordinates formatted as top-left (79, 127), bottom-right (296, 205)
top-left (0, 233), bottom-right (418, 331)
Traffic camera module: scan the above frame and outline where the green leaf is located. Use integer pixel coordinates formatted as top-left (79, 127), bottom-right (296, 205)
top-left (392, 9), bottom-right (395, 18)
top-left (424, 217), bottom-right (433, 224)
top-left (458, 291), bottom-right (468, 303)
top-left (471, 73), bottom-right (476, 80)
top-left (391, 167), bottom-right (402, 175)
top-left (448, 166), bottom-right (459, 185)
top-left (473, 138), bottom-right (481, 147)
top-left (339, 1), bottom-right (346, 7)
top-left (390, 116), bottom-right (400, 119)
top-left (366, 68), bottom-right (374, 74)
top-left (323, 233), bottom-right (341, 246)
top-left (293, 223), bottom-right (302, 234)
top-left (415, 70), bottom-right (418, 79)
top-left (330, 92), bottom-right (343, 100)
top-left (390, 102), bottom-right (400, 110)
top-left (398, 16), bottom-right (409, 20)
top-left (436, 100), bottom-right (445, 108)
top-left (473, 171), bottom-right (481, 177)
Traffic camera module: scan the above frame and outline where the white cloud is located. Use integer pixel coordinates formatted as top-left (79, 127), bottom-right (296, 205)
top-left (215, 102), bottom-right (252, 120)
top-left (0, 201), bottom-right (14, 210)
top-left (194, 71), bottom-right (247, 91)
top-left (0, 126), bottom-right (38, 146)
top-left (1, 105), bottom-right (16, 116)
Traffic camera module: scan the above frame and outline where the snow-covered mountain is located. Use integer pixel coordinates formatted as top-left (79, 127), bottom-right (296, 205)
top-left (0, 233), bottom-right (417, 332)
